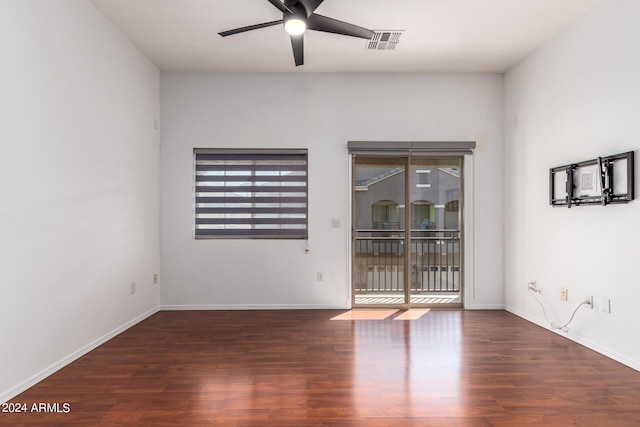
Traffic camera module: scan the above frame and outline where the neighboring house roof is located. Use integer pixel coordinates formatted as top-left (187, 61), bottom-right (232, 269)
top-left (355, 167), bottom-right (459, 190)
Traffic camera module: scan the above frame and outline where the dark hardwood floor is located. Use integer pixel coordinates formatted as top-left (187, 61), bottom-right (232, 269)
top-left (2, 309), bottom-right (639, 426)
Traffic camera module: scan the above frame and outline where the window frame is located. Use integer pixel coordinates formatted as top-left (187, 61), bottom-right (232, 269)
top-left (194, 148), bottom-right (308, 240)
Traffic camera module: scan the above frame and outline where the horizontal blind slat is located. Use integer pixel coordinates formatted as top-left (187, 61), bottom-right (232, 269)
top-left (196, 218), bottom-right (307, 225)
top-left (196, 164), bottom-right (307, 172)
top-left (195, 153), bottom-right (307, 162)
top-left (196, 196), bottom-right (307, 204)
top-left (195, 229), bottom-right (306, 238)
top-left (195, 185), bottom-right (306, 193)
top-left (196, 207), bottom-right (307, 214)
top-left (196, 175), bottom-right (306, 182)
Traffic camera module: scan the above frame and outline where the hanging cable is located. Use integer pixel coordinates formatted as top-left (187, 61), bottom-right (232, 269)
top-left (528, 288), bottom-right (590, 332)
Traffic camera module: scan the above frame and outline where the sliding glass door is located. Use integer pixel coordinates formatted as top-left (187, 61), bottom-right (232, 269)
top-left (352, 155), bottom-right (463, 308)
top-left (353, 157), bottom-right (407, 305)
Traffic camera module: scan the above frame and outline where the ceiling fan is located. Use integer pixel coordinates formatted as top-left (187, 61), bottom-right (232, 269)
top-left (218, 0), bottom-right (375, 66)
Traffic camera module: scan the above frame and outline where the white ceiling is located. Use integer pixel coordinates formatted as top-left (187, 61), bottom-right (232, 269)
top-left (89, 0), bottom-right (600, 73)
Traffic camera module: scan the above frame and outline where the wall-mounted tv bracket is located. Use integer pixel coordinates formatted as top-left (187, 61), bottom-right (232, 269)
top-left (550, 151), bottom-right (634, 208)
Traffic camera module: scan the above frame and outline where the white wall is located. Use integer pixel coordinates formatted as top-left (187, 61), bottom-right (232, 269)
top-left (504, 0), bottom-right (640, 369)
top-left (160, 73), bottom-right (504, 309)
top-left (0, 0), bottom-right (161, 401)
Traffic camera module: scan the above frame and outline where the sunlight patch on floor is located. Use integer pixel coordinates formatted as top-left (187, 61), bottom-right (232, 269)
top-left (331, 310), bottom-right (398, 320)
top-left (394, 309), bottom-right (431, 320)
top-left (331, 309), bottom-right (432, 321)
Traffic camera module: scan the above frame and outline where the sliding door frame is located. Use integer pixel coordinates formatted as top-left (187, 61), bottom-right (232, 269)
top-left (348, 141), bottom-right (474, 309)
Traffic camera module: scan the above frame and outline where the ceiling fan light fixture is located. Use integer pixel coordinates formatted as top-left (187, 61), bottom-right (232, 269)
top-left (284, 17), bottom-right (306, 36)
top-left (219, 0), bottom-right (377, 66)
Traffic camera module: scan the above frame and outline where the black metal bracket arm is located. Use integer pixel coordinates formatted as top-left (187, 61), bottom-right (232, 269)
top-left (565, 165), bottom-right (576, 208)
top-left (597, 156), bottom-right (614, 206)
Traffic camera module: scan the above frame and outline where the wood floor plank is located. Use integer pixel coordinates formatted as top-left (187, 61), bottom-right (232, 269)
top-left (1, 309), bottom-right (639, 426)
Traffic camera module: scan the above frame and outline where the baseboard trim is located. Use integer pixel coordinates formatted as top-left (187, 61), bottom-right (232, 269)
top-left (464, 303), bottom-right (506, 310)
top-left (161, 304), bottom-right (507, 311)
top-left (160, 304), bottom-right (348, 311)
top-left (1, 306), bottom-right (160, 404)
top-left (505, 305), bottom-right (640, 372)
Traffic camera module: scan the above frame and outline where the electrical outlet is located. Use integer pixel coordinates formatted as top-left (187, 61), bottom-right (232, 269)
top-left (153, 274), bottom-right (158, 284)
top-left (316, 271), bottom-right (324, 282)
top-left (130, 282), bottom-right (136, 294)
top-left (527, 281), bottom-right (538, 292)
top-left (585, 295), bottom-right (593, 309)
top-left (560, 288), bottom-right (568, 301)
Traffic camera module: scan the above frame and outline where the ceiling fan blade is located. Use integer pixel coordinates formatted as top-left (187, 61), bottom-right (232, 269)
top-left (267, 0), bottom-right (293, 14)
top-left (307, 13), bottom-right (374, 39)
top-left (297, 0), bottom-right (325, 14)
top-left (290, 34), bottom-right (304, 66)
top-left (219, 20), bottom-right (283, 37)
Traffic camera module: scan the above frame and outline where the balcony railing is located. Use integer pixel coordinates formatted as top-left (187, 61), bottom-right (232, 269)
top-left (354, 229), bottom-right (460, 293)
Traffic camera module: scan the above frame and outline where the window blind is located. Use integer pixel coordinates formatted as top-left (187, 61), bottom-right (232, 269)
top-left (194, 149), bottom-right (308, 239)
top-left (347, 141), bottom-right (476, 155)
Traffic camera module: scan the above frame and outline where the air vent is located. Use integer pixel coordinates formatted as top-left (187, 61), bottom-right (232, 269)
top-left (367, 31), bottom-right (402, 50)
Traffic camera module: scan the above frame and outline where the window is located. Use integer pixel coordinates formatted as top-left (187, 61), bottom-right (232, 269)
top-left (415, 169), bottom-right (431, 188)
top-left (411, 201), bottom-right (435, 229)
top-left (372, 200), bottom-right (400, 229)
top-left (194, 149), bottom-right (308, 239)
